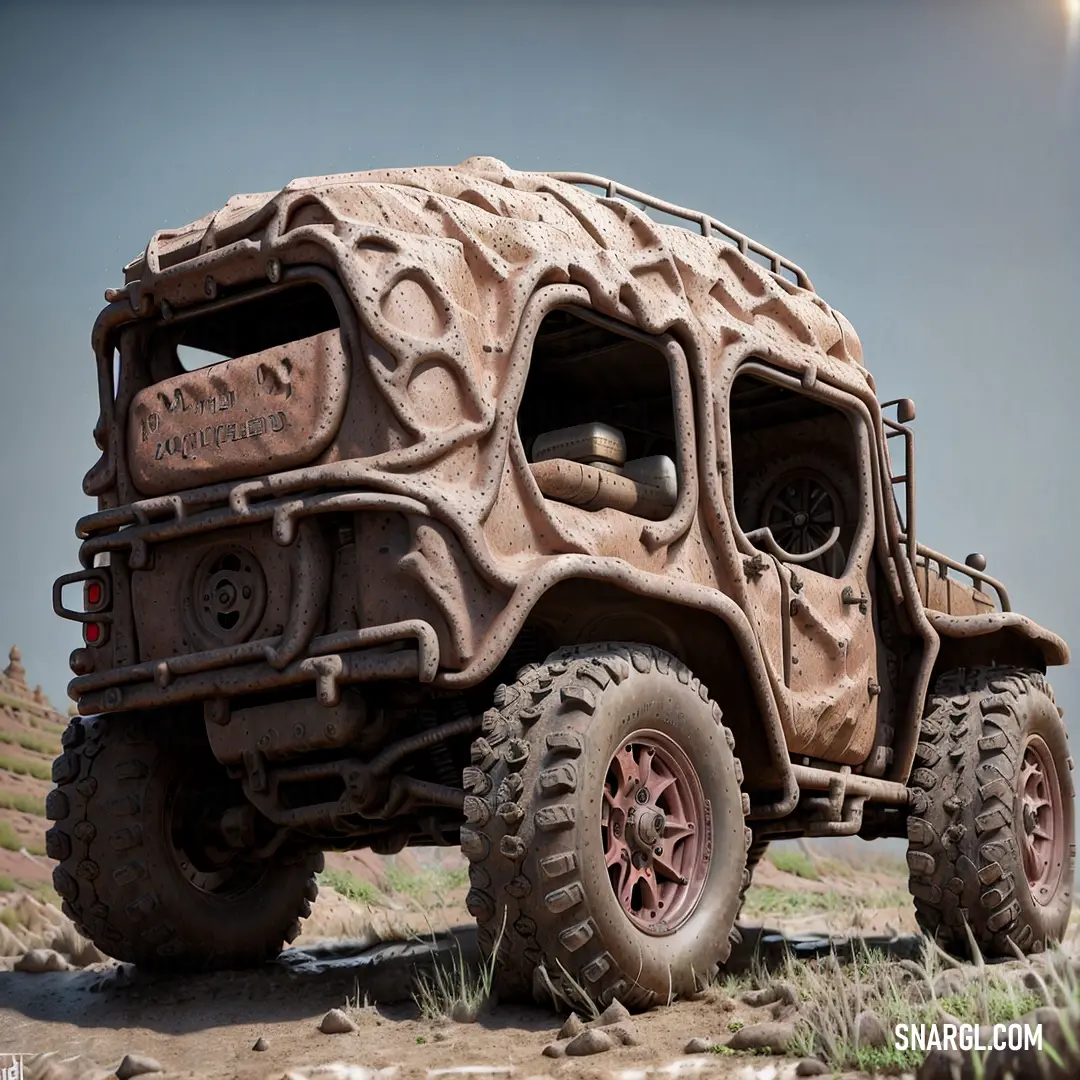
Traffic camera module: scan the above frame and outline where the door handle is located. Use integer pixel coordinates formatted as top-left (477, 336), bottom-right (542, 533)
top-left (841, 586), bottom-right (869, 614)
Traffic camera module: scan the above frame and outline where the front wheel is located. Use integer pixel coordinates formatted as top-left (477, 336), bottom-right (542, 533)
top-left (463, 643), bottom-right (749, 1011)
top-left (907, 667), bottom-right (1074, 957)
top-left (46, 712), bottom-right (322, 970)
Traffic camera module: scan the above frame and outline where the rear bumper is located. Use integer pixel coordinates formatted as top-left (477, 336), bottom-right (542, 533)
top-left (58, 484), bottom-right (448, 714)
top-left (71, 618), bottom-right (439, 716)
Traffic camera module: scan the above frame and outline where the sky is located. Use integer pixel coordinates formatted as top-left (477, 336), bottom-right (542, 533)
top-left (0, 0), bottom-right (1077, 745)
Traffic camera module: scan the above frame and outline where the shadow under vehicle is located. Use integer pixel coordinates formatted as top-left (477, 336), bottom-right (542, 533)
top-left (50, 157), bottom-right (1072, 1010)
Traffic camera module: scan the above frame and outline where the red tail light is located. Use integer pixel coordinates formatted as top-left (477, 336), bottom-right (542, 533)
top-left (84, 622), bottom-right (103, 645)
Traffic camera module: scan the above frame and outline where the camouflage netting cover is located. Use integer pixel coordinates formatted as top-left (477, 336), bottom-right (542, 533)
top-left (115, 157), bottom-right (875, 696)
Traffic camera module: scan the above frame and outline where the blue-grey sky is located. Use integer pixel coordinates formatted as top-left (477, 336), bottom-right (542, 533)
top-left (1, 0), bottom-right (1077, 735)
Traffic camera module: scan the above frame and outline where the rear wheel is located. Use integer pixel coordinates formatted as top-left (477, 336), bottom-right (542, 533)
top-left (463, 643), bottom-right (749, 1011)
top-left (46, 712), bottom-right (322, 970)
top-left (906, 667), bottom-right (1074, 957)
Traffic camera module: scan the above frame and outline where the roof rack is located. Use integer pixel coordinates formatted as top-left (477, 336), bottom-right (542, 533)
top-left (543, 171), bottom-right (813, 292)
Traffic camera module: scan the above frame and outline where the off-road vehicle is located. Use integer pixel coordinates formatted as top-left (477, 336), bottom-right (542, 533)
top-left (50, 157), bottom-right (1073, 1008)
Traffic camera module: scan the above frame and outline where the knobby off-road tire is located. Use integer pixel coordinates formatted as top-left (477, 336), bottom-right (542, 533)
top-left (46, 712), bottom-right (323, 970)
top-left (736, 838), bottom-right (770, 919)
top-left (462, 643), bottom-right (749, 1012)
top-left (907, 667), bottom-right (1074, 958)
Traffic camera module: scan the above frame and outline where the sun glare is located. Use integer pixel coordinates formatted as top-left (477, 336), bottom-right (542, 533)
top-left (1067, 0), bottom-right (1080, 48)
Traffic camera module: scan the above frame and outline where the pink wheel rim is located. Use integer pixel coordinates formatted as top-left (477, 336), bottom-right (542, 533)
top-left (1018, 734), bottom-right (1065, 906)
top-left (601, 730), bottom-right (710, 935)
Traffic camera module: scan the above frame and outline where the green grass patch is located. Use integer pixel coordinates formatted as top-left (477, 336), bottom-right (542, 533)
top-left (767, 847), bottom-right (820, 880)
top-left (766, 940), bottom-right (1077, 1073)
top-left (0, 820), bottom-right (45, 856)
top-left (382, 865), bottom-right (469, 906)
top-left (413, 912), bottom-right (503, 1021)
top-left (742, 884), bottom-right (909, 917)
top-left (0, 791), bottom-right (46, 816)
top-left (0, 730), bottom-right (60, 756)
top-left (319, 868), bottom-right (386, 907)
top-left (0, 752), bottom-right (52, 781)
top-left (0, 875), bottom-right (15, 893)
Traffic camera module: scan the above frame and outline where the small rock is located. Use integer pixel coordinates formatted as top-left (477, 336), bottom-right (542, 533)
top-left (594, 998), bottom-right (631, 1027)
top-left (542, 1040), bottom-right (568, 1058)
top-left (916, 1047), bottom-right (967, 1080)
top-left (740, 985), bottom-right (782, 1008)
top-left (855, 1009), bottom-right (888, 1050)
top-left (116, 1055), bottom-right (163, 1080)
top-left (727, 1021), bottom-right (796, 1053)
top-left (565, 1028), bottom-right (616, 1056)
top-left (252, 1037), bottom-right (269, 1052)
top-left (558, 1012), bottom-right (586, 1039)
top-left (450, 999), bottom-right (478, 1023)
top-left (774, 980), bottom-right (800, 1007)
top-left (603, 1023), bottom-right (640, 1047)
top-left (319, 1008), bottom-right (357, 1034)
top-left (932, 968), bottom-right (967, 998)
top-left (978, 1005), bottom-right (1080, 1080)
top-left (795, 1060), bottom-right (828, 1077)
top-left (684, 1037), bottom-right (715, 1053)
top-left (14, 948), bottom-right (69, 973)
top-left (771, 1002), bottom-right (799, 1021)
top-left (718, 995), bottom-right (737, 1012)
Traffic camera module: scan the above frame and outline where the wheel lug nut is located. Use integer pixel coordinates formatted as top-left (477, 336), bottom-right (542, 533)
top-left (654, 846), bottom-right (663, 856)
top-left (632, 852), bottom-right (648, 869)
top-left (636, 788), bottom-right (649, 804)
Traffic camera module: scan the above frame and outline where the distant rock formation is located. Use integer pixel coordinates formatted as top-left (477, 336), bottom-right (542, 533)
top-left (1, 645), bottom-right (61, 718)
top-left (3, 645), bottom-right (27, 689)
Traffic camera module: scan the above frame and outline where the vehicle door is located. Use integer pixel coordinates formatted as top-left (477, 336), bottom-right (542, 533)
top-left (723, 363), bottom-right (880, 766)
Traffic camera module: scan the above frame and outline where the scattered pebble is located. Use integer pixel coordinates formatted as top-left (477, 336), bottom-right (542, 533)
top-left (451, 999), bottom-right (479, 1023)
top-left (740, 985), bottom-right (782, 1008)
top-left (558, 1012), bottom-right (586, 1039)
top-left (854, 1009), bottom-right (888, 1050)
top-left (595, 998), bottom-right (631, 1027)
top-left (727, 1020), bottom-right (796, 1053)
top-left (931, 969), bottom-right (967, 998)
top-left (684, 1037), bottom-right (716, 1053)
top-left (565, 1028), bottom-right (615, 1056)
top-left (116, 1054), bottom-right (163, 1080)
top-left (603, 1024), bottom-right (639, 1047)
top-left (14, 948), bottom-right (70, 973)
top-left (252, 1036), bottom-right (269, 1051)
top-left (795, 1060), bottom-right (828, 1077)
top-left (319, 1007), bottom-right (358, 1034)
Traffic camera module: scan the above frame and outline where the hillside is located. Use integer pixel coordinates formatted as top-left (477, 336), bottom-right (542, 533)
top-left (0, 645), bottom-right (65, 894)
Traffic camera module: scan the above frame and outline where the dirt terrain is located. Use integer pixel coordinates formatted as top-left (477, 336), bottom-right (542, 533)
top-left (0, 846), bottom-right (926, 1080)
top-left (1, 655), bottom-right (1076, 1079)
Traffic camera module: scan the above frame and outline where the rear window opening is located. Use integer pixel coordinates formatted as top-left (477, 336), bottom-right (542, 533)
top-left (147, 281), bottom-right (341, 380)
top-left (122, 278), bottom-right (351, 495)
top-left (518, 309), bottom-right (679, 521)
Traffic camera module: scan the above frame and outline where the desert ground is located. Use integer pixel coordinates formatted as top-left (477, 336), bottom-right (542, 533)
top-left (1, 651), bottom-right (1078, 1080)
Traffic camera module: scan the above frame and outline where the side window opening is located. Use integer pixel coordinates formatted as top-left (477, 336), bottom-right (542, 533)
top-left (517, 309), bottom-right (680, 522)
top-left (729, 372), bottom-right (862, 579)
top-left (146, 282), bottom-right (341, 382)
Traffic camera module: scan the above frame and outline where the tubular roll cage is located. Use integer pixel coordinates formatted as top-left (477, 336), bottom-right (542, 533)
top-left (543, 171), bottom-right (813, 290)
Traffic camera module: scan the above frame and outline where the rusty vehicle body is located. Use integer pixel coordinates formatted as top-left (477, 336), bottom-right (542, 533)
top-left (49, 157), bottom-right (1072, 1007)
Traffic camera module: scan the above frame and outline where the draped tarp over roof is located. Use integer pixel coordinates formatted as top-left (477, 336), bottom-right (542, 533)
top-left (122, 156), bottom-right (870, 400)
